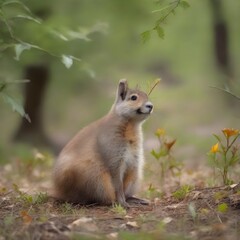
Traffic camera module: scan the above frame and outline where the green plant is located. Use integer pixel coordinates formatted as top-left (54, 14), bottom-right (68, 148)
top-left (0, 0), bottom-right (105, 119)
top-left (145, 184), bottom-right (163, 200)
top-left (33, 192), bottom-right (48, 205)
top-left (151, 128), bottom-right (182, 185)
top-left (0, 0), bottom-right (83, 67)
top-left (111, 203), bottom-right (127, 216)
top-left (217, 203), bottom-right (228, 213)
top-left (59, 202), bottom-right (76, 215)
top-left (12, 183), bottom-right (48, 206)
top-left (141, 0), bottom-right (190, 42)
top-left (11, 146), bottom-right (53, 177)
top-left (172, 185), bottom-right (192, 201)
top-left (208, 128), bottom-right (240, 185)
top-left (0, 80), bottom-right (30, 121)
top-left (214, 191), bottom-right (228, 201)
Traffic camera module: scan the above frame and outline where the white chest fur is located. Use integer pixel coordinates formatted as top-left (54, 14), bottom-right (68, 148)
top-left (120, 130), bottom-right (144, 180)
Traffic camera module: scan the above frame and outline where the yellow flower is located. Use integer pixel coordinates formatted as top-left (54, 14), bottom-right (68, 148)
top-left (155, 128), bottom-right (165, 137)
top-left (211, 143), bottom-right (219, 153)
top-left (222, 128), bottom-right (240, 138)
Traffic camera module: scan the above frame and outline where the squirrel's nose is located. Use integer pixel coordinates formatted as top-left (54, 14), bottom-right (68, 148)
top-left (146, 103), bottom-right (153, 111)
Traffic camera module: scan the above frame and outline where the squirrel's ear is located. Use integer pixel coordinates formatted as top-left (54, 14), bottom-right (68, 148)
top-left (116, 79), bottom-right (128, 101)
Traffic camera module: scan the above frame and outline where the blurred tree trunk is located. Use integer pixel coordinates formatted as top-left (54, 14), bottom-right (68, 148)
top-left (210, 0), bottom-right (233, 87)
top-left (12, 6), bottom-right (63, 153)
top-left (13, 65), bottom-right (55, 150)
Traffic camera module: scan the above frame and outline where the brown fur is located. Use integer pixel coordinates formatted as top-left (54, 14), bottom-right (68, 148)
top-left (53, 80), bottom-right (153, 207)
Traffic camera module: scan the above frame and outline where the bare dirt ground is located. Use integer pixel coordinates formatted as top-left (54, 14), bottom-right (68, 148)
top-left (0, 153), bottom-right (240, 240)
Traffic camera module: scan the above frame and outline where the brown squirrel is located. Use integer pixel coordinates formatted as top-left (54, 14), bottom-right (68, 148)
top-left (53, 80), bottom-right (153, 208)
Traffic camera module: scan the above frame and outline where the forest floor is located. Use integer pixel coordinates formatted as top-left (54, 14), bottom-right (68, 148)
top-left (0, 150), bottom-right (240, 240)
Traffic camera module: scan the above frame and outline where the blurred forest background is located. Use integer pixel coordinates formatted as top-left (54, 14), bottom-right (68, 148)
top-left (0, 0), bottom-right (240, 167)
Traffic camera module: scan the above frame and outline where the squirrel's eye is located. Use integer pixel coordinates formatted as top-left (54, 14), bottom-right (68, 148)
top-left (130, 95), bottom-right (138, 101)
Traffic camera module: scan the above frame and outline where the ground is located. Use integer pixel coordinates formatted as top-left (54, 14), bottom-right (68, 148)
top-left (0, 149), bottom-right (240, 240)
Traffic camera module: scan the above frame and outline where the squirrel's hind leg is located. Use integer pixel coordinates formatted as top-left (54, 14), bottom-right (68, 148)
top-left (94, 170), bottom-right (116, 205)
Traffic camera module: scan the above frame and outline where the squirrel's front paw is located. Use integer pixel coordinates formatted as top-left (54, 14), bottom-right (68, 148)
top-left (116, 195), bottom-right (131, 208)
top-left (126, 196), bottom-right (150, 205)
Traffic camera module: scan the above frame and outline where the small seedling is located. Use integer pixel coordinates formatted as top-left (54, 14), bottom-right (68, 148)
top-left (111, 203), bottom-right (127, 216)
top-left (33, 192), bottom-right (48, 205)
top-left (217, 203), bottom-right (228, 213)
top-left (146, 183), bottom-right (163, 200)
top-left (60, 202), bottom-right (76, 214)
top-left (208, 128), bottom-right (240, 185)
top-left (214, 191), bottom-right (228, 202)
top-left (151, 128), bottom-right (182, 186)
top-left (12, 184), bottom-right (48, 206)
top-left (172, 185), bottom-right (192, 201)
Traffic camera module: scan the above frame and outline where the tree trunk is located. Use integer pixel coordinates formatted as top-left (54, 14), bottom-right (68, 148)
top-left (210, 0), bottom-right (233, 86)
top-left (13, 65), bottom-right (56, 150)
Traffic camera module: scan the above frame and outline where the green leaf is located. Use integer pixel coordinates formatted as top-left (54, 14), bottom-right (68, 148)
top-left (0, 79), bottom-right (29, 92)
top-left (1, 92), bottom-right (31, 122)
top-left (13, 14), bottom-right (42, 24)
top-left (217, 203), bottom-right (228, 213)
top-left (2, 0), bottom-right (32, 15)
top-left (0, 43), bottom-right (15, 52)
top-left (66, 30), bottom-right (91, 42)
top-left (229, 155), bottom-right (239, 166)
top-left (141, 30), bottom-right (151, 44)
top-left (61, 55), bottom-right (73, 69)
top-left (50, 30), bottom-right (69, 41)
top-left (154, 25), bottom-right (164, 39)
top-left (179, 1), bottom-right (190, 9)
top-left (213, 134), bottom-right (222, 143)
top-left (14, 43), bottom-right (31, 61)
top-left (84, 67), bottom-right (95, 79)
top-left (90, 21), bottom-right (109, 35)
top-left (171, 9), bottom-right (176, 15)
top-left (64, 22), bottom-right (108, 42)
top-left (4, 79), bottom-right (30, 84)
top-left (0, 82), bottom-right (6, 92)
top-left (151, 149), bottom-right (161, 159)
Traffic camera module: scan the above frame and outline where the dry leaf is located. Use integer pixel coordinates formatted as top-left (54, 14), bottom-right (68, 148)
top-left (70, 217), bottom-right (93, 225)
top-left (20, 210), bottom-right (33, 224)
top-left (162, 217), bottom-right (173, 224)
top-left (68, 217), bottom-right (98, 232)
top-left (126, 221), bottom-right (139, 228)
top-left (106, 232), bottom-right (118, 239)
top-left (192, 191), bottom-right (202, 200)
top-left (154, 197), bottom-right (161, 205)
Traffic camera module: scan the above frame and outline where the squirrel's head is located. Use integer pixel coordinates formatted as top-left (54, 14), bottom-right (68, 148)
top-left (112, 79), bottom-right (153, 122)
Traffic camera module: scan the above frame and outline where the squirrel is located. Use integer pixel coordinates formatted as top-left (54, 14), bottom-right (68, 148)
top-left (53, 79), bottom-right (153, 208)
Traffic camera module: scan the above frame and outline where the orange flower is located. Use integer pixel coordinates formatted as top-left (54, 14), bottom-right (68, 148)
top-left (222, 128), bottom-right (239, 138)
top-left (211, 143), bottom-right (219, 153)
top-left (164, 139), bottom-right (176, 151)
top-left (155, 128), bottom-right (165, 137)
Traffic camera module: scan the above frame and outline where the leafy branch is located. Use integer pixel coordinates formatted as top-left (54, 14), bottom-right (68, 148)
top-left (0, 0), bottom-right (82, 68)
top-left (0, 80), bottom-right (31, 122)
top-left (0, 0), bottom-right (107, 119)
top-left (0, 0), bottom-right (107, 68)
top-left (141, 0), bottom-right (190, 43)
